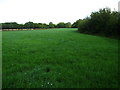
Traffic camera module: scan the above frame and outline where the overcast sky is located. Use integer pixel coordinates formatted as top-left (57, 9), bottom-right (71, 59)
top-left (0, 0), bottom-right (119, 24)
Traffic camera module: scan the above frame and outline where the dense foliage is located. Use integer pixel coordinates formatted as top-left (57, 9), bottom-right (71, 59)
top-left (72, 19), bottom-right (82, 28)
top-left (2, 22), bottom-right (72, 29)
top-left (78, 8), bottom-right (119, 38)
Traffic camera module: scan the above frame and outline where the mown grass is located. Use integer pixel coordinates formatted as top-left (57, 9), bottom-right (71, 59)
top-left (2, 28), bottom-right (118, 88)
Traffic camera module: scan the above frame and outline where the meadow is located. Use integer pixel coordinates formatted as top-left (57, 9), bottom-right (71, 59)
top-left (2, 28), bottom-right (118, 88)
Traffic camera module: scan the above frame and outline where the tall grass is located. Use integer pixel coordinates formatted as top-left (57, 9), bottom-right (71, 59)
top-left (2, 28), bottom-right (118, 88)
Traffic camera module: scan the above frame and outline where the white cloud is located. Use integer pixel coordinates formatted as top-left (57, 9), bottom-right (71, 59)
top-left (0, 0), bottom-right (119, 24)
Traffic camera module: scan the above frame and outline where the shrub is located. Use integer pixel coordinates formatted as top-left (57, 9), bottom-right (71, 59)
top-left (78, 8), bottom-right (119, 39)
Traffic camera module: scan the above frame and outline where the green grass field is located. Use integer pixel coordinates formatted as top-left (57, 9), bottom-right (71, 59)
top-left (2, 28), bottom-right (118, 88)
top-left (0, 31), bottom-right (2, 89)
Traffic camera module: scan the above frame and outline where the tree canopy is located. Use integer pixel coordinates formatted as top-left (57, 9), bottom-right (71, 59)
top-left (78, 8), bottom-right (119, 38)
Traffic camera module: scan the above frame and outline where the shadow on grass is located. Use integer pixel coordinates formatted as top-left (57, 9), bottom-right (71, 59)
top-left (73, 29), bottom-right (118, 40)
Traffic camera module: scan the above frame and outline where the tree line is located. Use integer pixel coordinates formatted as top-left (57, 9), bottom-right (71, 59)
top-left (2, 22), bottom-right (72, 29)
top-left (75, 8), bottom-right (119, 39)
top-left (1, 8), bottom-right (119, 38)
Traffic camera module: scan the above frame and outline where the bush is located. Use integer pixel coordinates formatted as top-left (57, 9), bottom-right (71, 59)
top-left (78, 8), bottom-right (119, 39)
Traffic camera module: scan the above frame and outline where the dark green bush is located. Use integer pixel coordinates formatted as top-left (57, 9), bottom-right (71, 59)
top-left (78, 8), bottom-right (119, 39)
